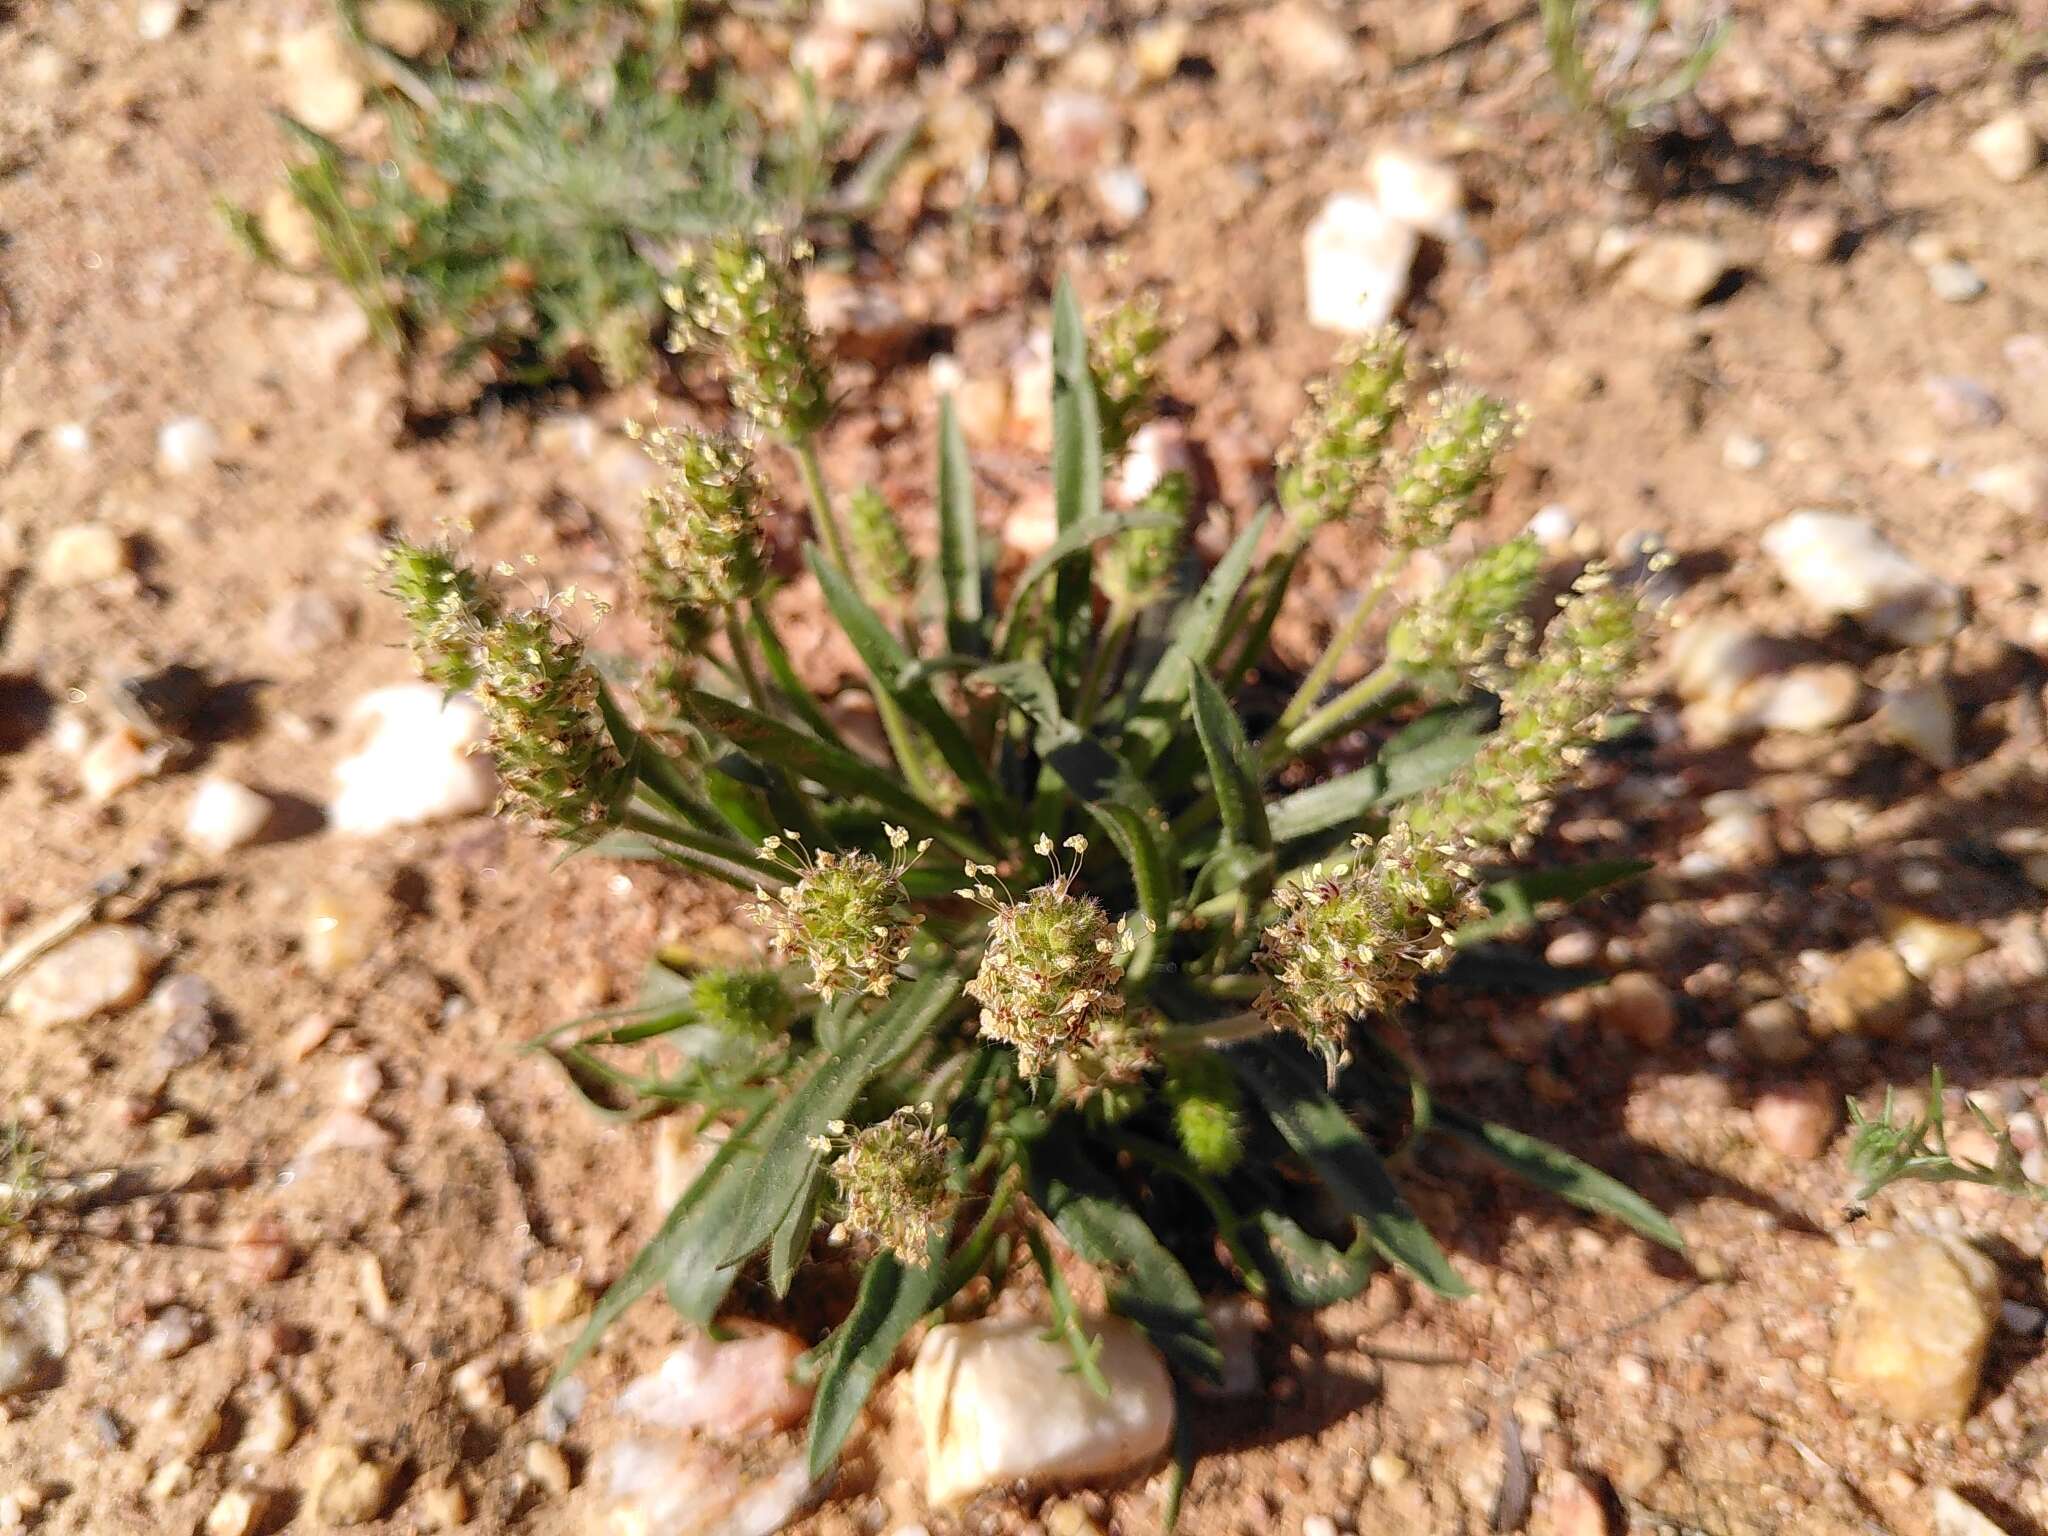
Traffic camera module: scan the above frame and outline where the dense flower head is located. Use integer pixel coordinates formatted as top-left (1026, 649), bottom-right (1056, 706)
top-left (1386, 386), bottom-right (1521, 550)
top-left (1398, 573), bottom-right (1644, 855)
top-left (847, 484), bottom-right (919, 609)
top-left (813, 1104), bottom-right (957, 1265)
top-left (1400, 580), bottom-right (1643, 852)
top-left (1384, 535), bottom-right (1543, 682)
top-left (1279, 328), bottom-right (1410, 533)
top-left (689, 965), bottom-right (796, 1041)
top-left (633, 424), bottom-right (769, 649)
top-left (1255, 825), bottom-right (1481, 1073)
top-left (1091, 293), bottom-right (1168, 458)
top-left (471, 604), bottom-right (634, 835)
top-left (1163, 1049), bottom-right (1245, 1175)
top-left (745, 827), bottom-right (928, 1000)
top-left (668, 233), bottom-right (831, 438)
top-left (962, 837), bottom-right (1136, 1078)
top-left (1098, 471), bottom-right (1189, 612)
top-left (386, 539), bottom-right (500, 691)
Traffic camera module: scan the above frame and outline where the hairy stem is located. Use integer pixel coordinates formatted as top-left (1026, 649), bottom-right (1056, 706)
top-left (1277, 555), bottom-right (1406, 731)
top-left (792, 435), bottom-right (853, 576)
top-left (1278, 663), bottom-right (1405, 761)
top-left (1073, 605), bottom-right (1136, 730)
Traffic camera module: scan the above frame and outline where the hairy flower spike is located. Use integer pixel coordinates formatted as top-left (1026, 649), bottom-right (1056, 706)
top-left (846, 485), bottom-right (919, 609)
top-left (1254, 825), bottom-right (1481, 1074)
top-left (633, 425), bottom-right (768, 650)
top-left (1386, 386), bottom-right (1521, 550)
top-left (689, 966), bottom-right (796, 1040)
top-left (471, 606), bottom-right (634, 836)
top-left (1091, 294), bottom-right (1168, 458)
top-left (1164, 1050), bottom-right (1245, 1175)
top-left (818, 1104), bottom-right (957, 1265)
top-left (1279, 328), bottom-right (1410, 533)
top-left (387, 539), bottom-right (500, 691)
top-left (1385, 535), bottom-right (1543, 682)
top-left (1400, 574), bottom-right (1645, 854)
top-left (1099, 471), bottom-right (1190, 612)
top-left (964, 842), bottom-right (1135, 1078)
top-left (745, 829), bottom-right (927, 1000)
top-left (669, 234), bottom-right (831, 438)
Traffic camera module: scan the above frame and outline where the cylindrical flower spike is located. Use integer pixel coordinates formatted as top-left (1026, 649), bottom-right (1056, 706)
top-left (668, 234), bottom-right (831, 439)
top-left (846, 484), bottom-right (919, 610)
top-left (1384, 534), bottom-right (1543, 683)
top-left (632, 424), bottom-right (769, 651)
top-left (1091, 294), bottom-right (1168, 459)
top-left (688, 966), bottom-right (797, 1041)
top-left (386, 539), bottom-right (500, 692)
top-left (1163, 1049), bottom-right (1245, 1175)
top-left (745, 827), bottom-right (928, 1000)
top-left (1254, 825), bottom-right (1481, 1075)
top-left (962, 837), bottom-right (1138, 1079)
top-left (1278, 327), bottom-right (1410, 535)
top-left (1099, 471), bottom-right (1190, 613)
top-left (471, 605), bottom-right (634, 836)
top-left (1385, 385), bottom-right (1521, 551)
top-left (1399, 572), bottom-right (1645, 854)
top-left (813, 1104), bottom-right (957, 1265)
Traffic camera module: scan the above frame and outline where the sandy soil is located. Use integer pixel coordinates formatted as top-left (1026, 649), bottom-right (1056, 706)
top-left (4, 1), bottom-right (2048, 1533)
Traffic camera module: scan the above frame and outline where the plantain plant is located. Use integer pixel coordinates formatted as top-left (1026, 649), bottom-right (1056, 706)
top-left (389, 239), bottom-right (1680, 1490)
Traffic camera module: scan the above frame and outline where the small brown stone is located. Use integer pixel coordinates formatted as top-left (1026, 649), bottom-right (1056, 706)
top-left (1809, 945), bottom-right (1916, 1038)
top-left (1594, 972), bottom-right (1678, 1050)
top-left (1832, 1237), bottom-right (2000, 1424)
top-left (1752, 1081), bottom-right (1841, 1160)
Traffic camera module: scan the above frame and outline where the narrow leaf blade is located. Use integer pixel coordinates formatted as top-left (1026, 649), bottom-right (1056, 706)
top-left (936, 397), bottom-right (987, 657)
top-left (1435, 1107), bottom-right (1683, 1250)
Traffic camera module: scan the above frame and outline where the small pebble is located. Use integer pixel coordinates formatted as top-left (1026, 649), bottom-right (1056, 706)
top-left (80, 726), bottom-right (172, 802)
top-left (185, 777), bottom-right (276, 853)
top-left (40, 524), bottom-right (130, 587)
top-left (1723, 432), bottom-right (1769, 470)
top-left (150, 974), bottom-right (217, 1070)
top-left (1594, 972), bottom-right (1678, 1050)
top-left (525, 1440), bottom-right (573, 1497)
top-left (1303, 193), bottom-right (1418, 335)
top-left (1874, 681), bottom-right (1958, 770)
top-left (304, 1442), bottom-right (393, 1526)
top-left (523, 1276), bottom-right (589, 1339)
top-left (1738, 999), bottom-right (1813, 1066)
top-left (1968, 460), bottom-right (2048, 517)
top-left (205, 1488), bottom-right (268, 1536)
top-left (139, 1305), bottom-right (201, 1361)
top-left (358, 0), bottom-right (455, 59)
top-left (135, 0), bottom-right (183, 39)
top-left (1366, 145), bottom-right (1465, 241)
top-left (1969, 113), bottom-right (2041, 184)
top-left (1752, 1081), bottom-right (1841, 1160)
top-left (329, 685), bottom-right (496, 835)
top-left (1923, 375), bottom-right (2003, 430)
top-left (1623, 234), bottom-right (1733, 309)
top-left (156, 416), bottom-right (221, 476)
top-left (1927, 260), bottom-right (1986, 304)
top-left (418, 1482), bottom-right (470, 1529)
top-left (1091, 165), bottom-right (1149, 228)
top-left (239, 1388), bottom-right (299, 1458)
top-left (7, 925), bottom-right (167, 1030)
top-left (277, 25), bottom-right (366, 136)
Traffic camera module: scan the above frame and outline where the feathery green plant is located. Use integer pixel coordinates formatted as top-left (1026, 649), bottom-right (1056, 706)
top-left (1539, 0), bottom-right (1731, 170)
top-left (389, 246), bottom-right (1678, 1488)
top-left (1846, 1070), bottom-right (2048, 1214)
top-left (236, 10), bottom-right (831, 385)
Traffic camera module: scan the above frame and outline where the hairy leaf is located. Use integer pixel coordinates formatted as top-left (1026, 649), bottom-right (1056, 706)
top-left (1434, 1107), bottom-right (1682, 1250)
top-left (1235, 1046), bottom-right (1470, 1297)
top-left (1049, 277), bottom-right (1104, 690)
top-left (936, 397), bottom-right (988, 657)
top-left (718, 970), bottom-right (964, 1268)
top-left (1126, 510), bottom-right (1271, 767)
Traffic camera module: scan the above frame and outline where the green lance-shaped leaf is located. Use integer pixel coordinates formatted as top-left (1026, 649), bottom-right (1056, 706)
top-left (1049, 276), bottom-right (1105, 694)
top-left (1248, 1211), bottom-right (1379, 1309)
top-left (1187, 669), bottom-right (1272, 854)
top-left (676, 686), bottom-right (982, 860)
top-left (936, 396), bottom-right (989, 658)
top-left (997, 510), bottom-right (1180, 656)
top-left (747, 604), bottom-right (850, 751)
top-left (972, 660), bottom-right (1178, 978)
top-left (1433, 1107), bottom-right (1683, 1251)
top-left (1234, 1044), bottom-right (1470, 1297)
top-left (806, 1251), bottom-right (940, 1477)
top-left (717, 969), bottom-right (965, 1269)
top-left (1453, 858), bottom-right (1652, 945)
top-left (768, 1165), bottom-right (826, 1298)
top-left (1029, 1227), bottom-right (1112, 1398)
top-left (1029, 1139), bottom-right (1224, 1384)
top-left (1125, 509), bottom-right (1271, 769)
top-left (550, 1097), bottom-right (771, 1386)
top-left (807, 549), bottom-right (1007, 824)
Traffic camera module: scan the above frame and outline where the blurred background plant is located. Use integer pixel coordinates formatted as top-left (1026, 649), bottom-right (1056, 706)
top-left (388, 242), bottom-right (1680, 1490)
top-left (1539, 0), bottom-right (1732, 178)
top-left (224, 0), bottom-right (864, 390)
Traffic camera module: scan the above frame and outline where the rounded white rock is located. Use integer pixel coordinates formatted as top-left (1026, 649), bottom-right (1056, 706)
top-left (328, 685), bottom-right (496, 835)
top-left (1303, 194), bottom-right (1418, 335)
top-left (185, 777), bottom-right (276, 853)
